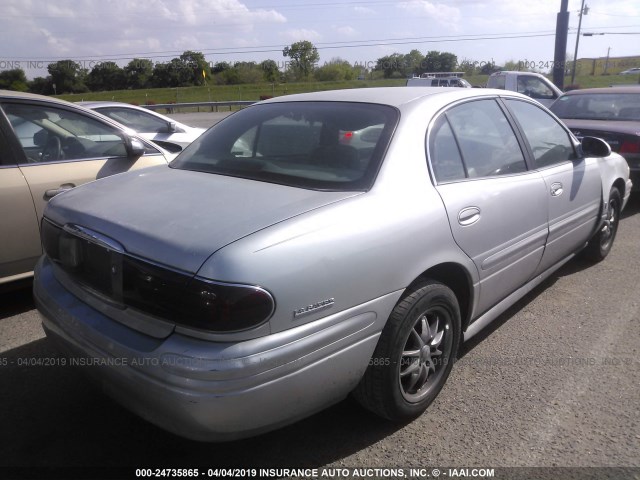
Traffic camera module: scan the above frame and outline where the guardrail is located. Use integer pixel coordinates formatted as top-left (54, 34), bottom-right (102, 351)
top-left (143, 101), bottom-right (257, 113)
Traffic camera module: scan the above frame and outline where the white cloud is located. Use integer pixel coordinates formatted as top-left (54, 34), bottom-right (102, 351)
top-left (3, 0), bottom-right (639, 79)
top-left (335, 26), bottom-right (357, 36)
top-left (398, 0), bottom-right (461, 29)
top-left (3, 0), bottom-right (287, 57)
top-left (353, 6), bottom-right (376, 15)
top-left (280, 28), bottom-right (322, 42)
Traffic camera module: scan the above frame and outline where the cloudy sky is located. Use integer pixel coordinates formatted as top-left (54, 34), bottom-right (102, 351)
top-left (2, 0), bottom-right (639, 78)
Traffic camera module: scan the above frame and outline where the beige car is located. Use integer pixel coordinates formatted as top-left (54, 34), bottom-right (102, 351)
top-left (0, 90), bottom-right (172, 286)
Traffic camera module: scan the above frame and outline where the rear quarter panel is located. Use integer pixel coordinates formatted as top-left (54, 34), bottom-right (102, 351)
top-left (595, 151), bottom-right (632, 207)
top-left (196, 100), bottom-right (479, 334)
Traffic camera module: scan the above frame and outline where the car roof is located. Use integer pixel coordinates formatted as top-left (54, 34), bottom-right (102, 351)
top-left (0, 89), bottom-right (79, 106)
top-left (260, 87), bottom-right (526, 108)
top-left (490, 71), bottom-right (546, 77)
top-left (562, 86), bottom-right (640, 95)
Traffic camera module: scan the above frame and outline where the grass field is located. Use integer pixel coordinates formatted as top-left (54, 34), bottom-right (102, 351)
top-left (55, 74), bottom-right (640, 107)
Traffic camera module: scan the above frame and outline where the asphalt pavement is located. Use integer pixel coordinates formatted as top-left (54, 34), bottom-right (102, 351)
top-left (167, 111), bottom-right (235, 129)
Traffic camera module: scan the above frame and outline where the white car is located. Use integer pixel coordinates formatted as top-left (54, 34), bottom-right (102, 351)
top-left (619, 68), bottom-right (640, 76)
top-left (78, 101), bottom-right (205, 153)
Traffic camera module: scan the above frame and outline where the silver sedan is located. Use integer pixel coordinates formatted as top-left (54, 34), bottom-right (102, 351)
top-left (35, 87), bottom-right (632, 441)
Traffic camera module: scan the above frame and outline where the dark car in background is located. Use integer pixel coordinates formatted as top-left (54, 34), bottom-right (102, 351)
top-left (550, 87), bottom-right (640, 191)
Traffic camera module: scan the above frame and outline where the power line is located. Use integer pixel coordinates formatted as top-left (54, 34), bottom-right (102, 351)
top-left (583, 31), bottom-right (640, 35)
top-left (4, 30), bottom-right (566, 63)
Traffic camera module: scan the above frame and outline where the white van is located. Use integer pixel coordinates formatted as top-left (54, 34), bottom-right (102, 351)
top-left (406, 77), bottom-right (472, 88)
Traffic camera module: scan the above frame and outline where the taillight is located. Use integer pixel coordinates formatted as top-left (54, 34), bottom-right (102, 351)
top-left (122, 256), bottom-right (275, 333)
top-left (620, 141), bottom-right (640, 154)
top-left (42, 219), bottom-right (274, 333)
top-left (174, 277), bottom-right (275, 332)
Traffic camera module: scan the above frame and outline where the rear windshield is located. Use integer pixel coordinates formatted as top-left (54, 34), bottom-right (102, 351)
top-left (550, 93), bottom-right (640, 121)
top-left (170, 101), bottom-right (398, 191)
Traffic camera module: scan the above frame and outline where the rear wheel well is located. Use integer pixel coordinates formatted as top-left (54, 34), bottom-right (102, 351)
top-left (408, 263), bottom-right (473, 331)
top-left (612, 178), bottom-right (626, 199)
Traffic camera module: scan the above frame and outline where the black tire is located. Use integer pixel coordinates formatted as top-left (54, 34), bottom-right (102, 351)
top-left (353, 280), bottom-right (461, 421)
top-left (583, 187), bottom-right (621, 262)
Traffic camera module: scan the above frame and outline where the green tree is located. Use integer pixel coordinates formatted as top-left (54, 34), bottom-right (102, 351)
top-left (260, 59), bottom-right (280, 83)
top-left (458, 58), bottom-right (478, 76)
top-left (124, 58), bottom-right (154, 89)
top-left (422, 51), bottom-right (458, 73)
top-left (212, 62), bottom-right (231, 74)
top-left (283, 40), bottom-right (320, 81)
top-left (374, 53), bottom-right (406, 78)
top-left (315, 58), bottom-right (355, 81)
top-left (86, 62), bottom-right (126, 91)
top-left (480, 62), bottom-right (501, 75)
top-left (0, 68), bottom-right (29, 91)
top-left (404, 49), bottom-right (425, 76)
top-left (151, 58), bottom-right (191, 88)
top-left (28, 76), bottom-right (53, 95)
top-left (502, 59), bottom-right (537, 72)
top-left (179, 50), bottom-right (211, 86)
top-left (233, 62), bottom-right (263, 84)
top-left (220, 68), bottom-right (240, 85)
top-left (47, 60), bottom-right (88, 93)
top-left (218, 62), bottom-right (261, 85)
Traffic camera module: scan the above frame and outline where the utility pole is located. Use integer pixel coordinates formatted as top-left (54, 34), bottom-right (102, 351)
top-left (604, 47), bottom-right (611, 75)
top-left (570, 0), bottom-right (589, 85)
top-left (553, 0), bottom-right (570, 90)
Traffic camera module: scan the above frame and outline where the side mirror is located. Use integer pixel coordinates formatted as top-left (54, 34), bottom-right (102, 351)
top-left (125, 136), bottom-right (146, 158)
top-left (581, 136), bottom-right (611, 158)
top-left (166, 121), bottom-right (177, 133)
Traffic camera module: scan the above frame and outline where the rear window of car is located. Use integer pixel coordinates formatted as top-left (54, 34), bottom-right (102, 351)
top-left (171, 101), bottom-right (398, 191)
top-left (550, 93), bottom-right (640, 121)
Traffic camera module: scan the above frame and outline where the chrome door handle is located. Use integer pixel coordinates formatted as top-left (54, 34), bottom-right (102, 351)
top-left (550, 182), bottom-right (563, 197)
top-left (458, 207), bottom-right (481, 226)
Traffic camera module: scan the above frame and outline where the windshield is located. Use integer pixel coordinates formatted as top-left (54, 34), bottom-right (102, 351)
top-left (171, 101), bottom-right (398, 191)
top-left (550, 93), bottom-right (640, 121)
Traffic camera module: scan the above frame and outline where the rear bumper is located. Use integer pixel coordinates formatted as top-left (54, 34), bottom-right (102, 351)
top-left (35, 256), bottom-right (399, 441)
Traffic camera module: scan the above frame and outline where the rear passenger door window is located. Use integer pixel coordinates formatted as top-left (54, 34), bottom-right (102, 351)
top-left (504, 99), bottom-right (575, 169)
top-left (429, 115), bottom-right (466, 182)
top-left (431, 99), bottom-right (527, 181)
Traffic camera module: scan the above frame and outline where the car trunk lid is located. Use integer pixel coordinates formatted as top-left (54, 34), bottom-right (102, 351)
top-left (562, 119), bottom-right (640, 155)
top-left (44, 165), bottom-right (361, 274)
